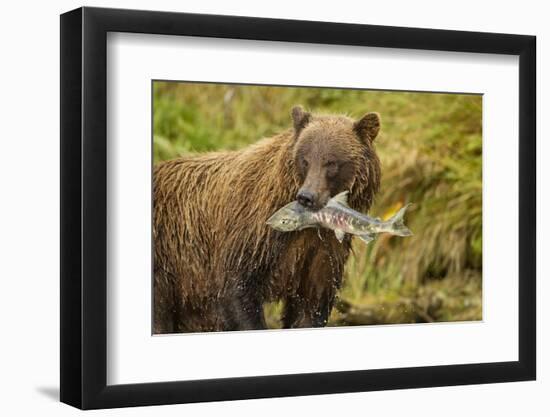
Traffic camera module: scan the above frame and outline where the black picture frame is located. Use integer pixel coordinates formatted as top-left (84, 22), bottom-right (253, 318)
top-left (60, 6), bottom-right (536, 410)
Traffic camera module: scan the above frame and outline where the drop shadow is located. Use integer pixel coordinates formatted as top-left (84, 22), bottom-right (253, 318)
top-left (36, 386), bottom-right (59, 401)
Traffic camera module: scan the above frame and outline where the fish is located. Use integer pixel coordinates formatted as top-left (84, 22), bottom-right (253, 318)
top-left (266, 191), bottom-right (412, 244)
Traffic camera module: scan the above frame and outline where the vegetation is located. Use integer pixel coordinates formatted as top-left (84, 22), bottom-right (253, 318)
top-left (154, 81), bottom-right (483, 326)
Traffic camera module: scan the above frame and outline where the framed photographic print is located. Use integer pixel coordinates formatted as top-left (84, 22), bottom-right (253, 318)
top-left (60, 6), bottom-right (536, 410)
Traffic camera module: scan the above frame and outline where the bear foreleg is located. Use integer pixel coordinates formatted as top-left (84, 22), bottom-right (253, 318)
top-left (222, 276), bottom-right (267, 331)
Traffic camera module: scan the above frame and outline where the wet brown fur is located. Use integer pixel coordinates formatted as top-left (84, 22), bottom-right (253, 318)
top-left (153, 107), bottom-right (381, 333)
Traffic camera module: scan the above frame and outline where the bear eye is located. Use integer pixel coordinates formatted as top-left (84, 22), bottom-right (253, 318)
top-left (301, 158), bottom-right (309, 169)
top-left (325, 161), bottom-right (339, 177)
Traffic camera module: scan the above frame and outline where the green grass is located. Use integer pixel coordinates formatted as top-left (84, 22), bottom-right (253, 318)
top-left (153, 81), bottom-right (483, 325)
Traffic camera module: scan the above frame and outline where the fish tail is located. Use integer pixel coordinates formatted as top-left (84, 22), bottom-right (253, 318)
top-left (388, 203), bottom-right (413, 237)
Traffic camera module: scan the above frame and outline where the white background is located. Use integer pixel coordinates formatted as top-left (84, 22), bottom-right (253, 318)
top-left (0, 0), bottom-right (546, 416)
top-left (108, 34), bottom-right (519, 384)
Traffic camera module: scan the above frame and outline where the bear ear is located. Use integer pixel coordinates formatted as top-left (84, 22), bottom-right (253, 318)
top-left (353, 112), bottom-right (381, 143)
top-left (291, 105), bottom-right (311, 136)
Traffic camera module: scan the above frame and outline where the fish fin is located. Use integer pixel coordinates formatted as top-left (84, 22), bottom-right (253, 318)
top-left (388, 203), bottom-right (413, 237)
top-left (328, 191), bottom-right (350, 207)
top-left (358, 233), bottom-right (376, 244)
top-left (334, 229), bottom-right (345, 243)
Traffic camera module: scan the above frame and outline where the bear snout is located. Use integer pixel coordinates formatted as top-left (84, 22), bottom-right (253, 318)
top-left (297, 189), bottom-right (330, 210)
top-left (297, 189), bottom-right (316, 208)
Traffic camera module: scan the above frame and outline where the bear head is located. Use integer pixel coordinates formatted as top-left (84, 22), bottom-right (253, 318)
top-left (291, 105), bottom-right (381, 210)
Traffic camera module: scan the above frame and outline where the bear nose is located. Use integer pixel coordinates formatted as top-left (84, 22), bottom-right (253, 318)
top-left (297, 190), bottom-right (316, 208)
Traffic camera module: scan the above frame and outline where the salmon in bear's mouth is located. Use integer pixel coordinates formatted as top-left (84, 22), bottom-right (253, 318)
top-left (267, 191), bottom-right (412, 244)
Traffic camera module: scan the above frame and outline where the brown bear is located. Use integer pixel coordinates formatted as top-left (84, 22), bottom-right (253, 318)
top-left (153, 106), bottom-right (381, 333)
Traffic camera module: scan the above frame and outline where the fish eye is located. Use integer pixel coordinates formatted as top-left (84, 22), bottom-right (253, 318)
top-left (281, 219), bottom-right (290, 224)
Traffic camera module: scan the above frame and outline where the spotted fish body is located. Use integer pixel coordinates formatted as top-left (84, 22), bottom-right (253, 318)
top-left (266, 191), bottom-right (412, 244)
